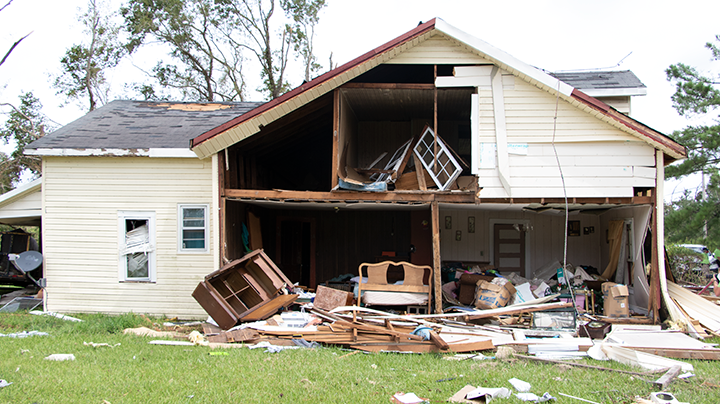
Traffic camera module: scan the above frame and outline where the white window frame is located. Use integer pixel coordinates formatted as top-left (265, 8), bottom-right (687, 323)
top-left (177, 204), bottom-right (210, 254)
top-left (118, 211), bottom-right (156, 283)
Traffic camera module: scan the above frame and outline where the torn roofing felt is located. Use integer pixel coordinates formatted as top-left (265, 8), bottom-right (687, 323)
top-left (25, 100), bottom-right (264, 151)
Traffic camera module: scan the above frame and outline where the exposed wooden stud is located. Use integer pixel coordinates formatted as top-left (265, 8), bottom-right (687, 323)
top-left (431, 201), bottom-right (442, 314)
top-left (414, 155), bottom-right (428, 191)
top-left (433, 65), bottom-right (438, 171)
top-left (332, 89), bottom-right (340, 190)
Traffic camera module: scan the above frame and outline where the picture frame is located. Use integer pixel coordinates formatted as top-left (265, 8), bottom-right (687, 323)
top-left (567, 220), bottom-right (581, 237)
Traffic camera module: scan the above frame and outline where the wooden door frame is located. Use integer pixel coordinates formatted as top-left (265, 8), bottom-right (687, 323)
top-left (275, 216), bottom-right (317, 288)
top-left (489, 219), bottom-right (531, 277)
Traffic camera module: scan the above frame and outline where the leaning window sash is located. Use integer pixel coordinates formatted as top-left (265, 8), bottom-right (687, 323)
top-left (120, 223), bottom-right (154, 280)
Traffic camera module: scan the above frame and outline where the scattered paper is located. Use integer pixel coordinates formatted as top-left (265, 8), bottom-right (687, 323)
top-left (84, 342), bottom-right (120, 348)
top-left (516, 392), bottom-right (539, 401)
top-left (0, 380), bottom-right (11, 388)
top-left (466, 387), bottom-right (511, 400)
top-left (0, 331), bottom-right (49, 338)
top-left (44, 354), bottom-right (75, 361)
top-left (508, 378), bottom-right (531, 392)
top-left (392, 392), bottom-right (427, 404)
top-left (30, 311), bottom-right (82, 322)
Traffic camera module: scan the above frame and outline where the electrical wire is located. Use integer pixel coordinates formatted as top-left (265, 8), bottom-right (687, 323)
top-left (551, 81), bottom-right (578, 315)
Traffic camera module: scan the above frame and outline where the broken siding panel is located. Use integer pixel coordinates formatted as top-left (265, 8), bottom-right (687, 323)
top-left (43, 156), bottom-right (215, 318)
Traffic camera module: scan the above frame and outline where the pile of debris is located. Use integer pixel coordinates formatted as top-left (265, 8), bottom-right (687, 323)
top-left (184, 248), bottom-right (720, 402)
top-left (337, 126), bottom-right (478, 193)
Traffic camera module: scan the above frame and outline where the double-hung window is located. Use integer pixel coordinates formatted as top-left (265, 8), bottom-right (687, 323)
top-left (178, 204), bottom-right (209, 253)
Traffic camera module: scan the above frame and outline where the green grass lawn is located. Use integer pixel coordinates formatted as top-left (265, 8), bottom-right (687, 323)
top-left (0, 312), bottom-right (719, 403)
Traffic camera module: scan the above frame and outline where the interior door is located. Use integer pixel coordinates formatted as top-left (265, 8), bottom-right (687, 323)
top-left (493, 223), bottom-right (525, 274)
top-left (276, 218), bottom-right (316, 288)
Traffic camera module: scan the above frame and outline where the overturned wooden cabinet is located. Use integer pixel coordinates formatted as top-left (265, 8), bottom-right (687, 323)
top-left (192, 249), bottom-right (297, 329)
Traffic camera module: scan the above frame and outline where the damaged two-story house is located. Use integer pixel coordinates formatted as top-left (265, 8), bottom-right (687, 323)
top-left (24, 18), bottom-right (685, 321)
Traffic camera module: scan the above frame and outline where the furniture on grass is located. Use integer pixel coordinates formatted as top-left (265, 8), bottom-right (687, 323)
top-left (192, 249), bottom-right (297, 329)
top-left (357, 261), bottom-right (432, 314)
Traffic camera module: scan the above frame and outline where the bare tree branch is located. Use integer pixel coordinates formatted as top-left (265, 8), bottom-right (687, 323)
top-left (0, 31), bottom-right (31, 68)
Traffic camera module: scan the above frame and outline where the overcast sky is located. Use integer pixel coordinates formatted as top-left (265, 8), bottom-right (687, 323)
top-left (1, 0), bottom-right (718, 198)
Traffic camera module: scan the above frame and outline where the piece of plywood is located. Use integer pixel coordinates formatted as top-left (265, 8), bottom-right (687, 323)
top-left (314, 285), bottom-right (353, 311)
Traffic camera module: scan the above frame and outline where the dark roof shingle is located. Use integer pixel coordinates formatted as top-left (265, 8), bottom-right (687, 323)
top-left (27, 100), bottom-right (264, 150)
top-left (550, 70), bottom-right (646, 90)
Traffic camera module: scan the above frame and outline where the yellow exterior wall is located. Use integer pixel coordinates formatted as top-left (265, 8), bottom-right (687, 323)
top-left (42, 156), bottom-right (215, 318)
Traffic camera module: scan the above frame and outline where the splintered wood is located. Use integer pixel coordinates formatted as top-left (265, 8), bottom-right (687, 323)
top-left (203, 307), bottom-right (495, 354)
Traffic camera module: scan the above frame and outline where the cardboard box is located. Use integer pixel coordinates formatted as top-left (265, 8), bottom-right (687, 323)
top-left (601, 282), bottom-right (629, 318)
top-left (458, 273), bottom-right (494, 305)
top-left (474, 279), bottom-right (516, 310)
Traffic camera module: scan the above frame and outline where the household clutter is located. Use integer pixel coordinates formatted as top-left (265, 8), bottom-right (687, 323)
top-left (188, 249), bottom-right (720, 364)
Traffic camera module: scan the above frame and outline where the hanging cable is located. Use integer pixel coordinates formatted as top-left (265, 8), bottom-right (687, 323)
top-left (550, 81), bottom-right (578, 316)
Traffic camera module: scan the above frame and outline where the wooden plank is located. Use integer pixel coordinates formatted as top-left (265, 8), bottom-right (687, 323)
top-left (414, 154), bottom-right (428, 191)
top-left (238, 294), bottom-right (298, 322)
top-left (223, 189), bottom-right (477, 203)
top-left (653, 365), bottom-right (682, 390)
top-left (431, 202), bottom-right (442, 314)
top-left (350, 339), bottom-right (493, 353)
top-left (332, 89), bottom-right (339, 190)
top-left (491, 67), bottom-right (510, 195)
top-left (465, 301), bottom-right (573, 320)
top-left (429, 330), bottom-right (449, 350)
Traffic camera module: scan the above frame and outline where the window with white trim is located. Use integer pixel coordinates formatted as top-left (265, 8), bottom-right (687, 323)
top-left (178, 204), bottom-right (209, 253)
top-left (118, 211), bottom-right (156, 282)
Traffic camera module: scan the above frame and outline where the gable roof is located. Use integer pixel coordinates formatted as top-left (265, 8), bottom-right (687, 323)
top-left (551, 70), bottom-right (647, 97)
top-left (191, 18), bottom-right (685, 161)
top-left (26, 100), bottom-right (263, 157)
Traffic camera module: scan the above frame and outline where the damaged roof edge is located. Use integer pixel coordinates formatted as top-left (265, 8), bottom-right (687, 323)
top-left (189, 18), bottom-right (439, 150)
top-left (25, 148), bottom-right (199, 158)
top-left (570, 90), bottom-right (687, 160)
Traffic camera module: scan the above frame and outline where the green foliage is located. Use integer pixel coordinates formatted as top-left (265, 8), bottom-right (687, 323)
top-left (665, 176), bottom-right (720, 247)
top-left (0, 92), bottom-right (46, 193)
top-left (281, 0), bottom-right (325, 82)
top-left (666, 244), bottom-right (708, 285)
top-left (54, 0), bottom-right (125, 112)
top-left (665, 35), bottom-right (720, 246)
top-left (122, 0), bottom-right (247, 101)
top-left (122, 0), bottom-right (326, 101)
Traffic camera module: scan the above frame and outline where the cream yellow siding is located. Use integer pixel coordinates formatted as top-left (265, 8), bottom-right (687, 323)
top-left (389, 34), bottom-right (490, 65)
top-left (476, 79), bottom-right (656, 198)
top-left (42, 156), bottom-right (215, 318)
top-left (0, 186), bottom-right (41, 222)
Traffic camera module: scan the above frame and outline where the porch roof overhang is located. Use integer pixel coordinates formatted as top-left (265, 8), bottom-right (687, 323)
top-left (0, 178), bottom-right (42, 226)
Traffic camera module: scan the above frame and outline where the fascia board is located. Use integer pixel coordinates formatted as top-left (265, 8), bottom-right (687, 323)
top-left (583, 87), bottom-right (648, 97)
top-left (434, 18), bottom-right (574, 97)
top-left (25, 148), bottom-right (197, 158)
